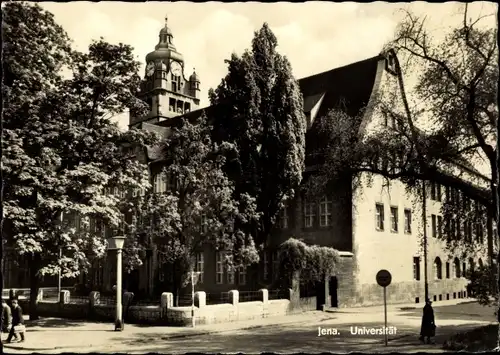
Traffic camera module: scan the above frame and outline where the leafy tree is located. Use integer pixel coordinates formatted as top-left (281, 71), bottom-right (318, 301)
top-left (2, 2), bottom-right (157, 319)
top-left (307, 3), bottom-right (498, 345)
top-left (208, 23), bottom-right (307, 249)
top-left (132, 116), bottom-right (260, 305)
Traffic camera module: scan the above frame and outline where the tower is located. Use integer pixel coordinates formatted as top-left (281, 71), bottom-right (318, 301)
top-left (129, 16), bottom-right (201, 128)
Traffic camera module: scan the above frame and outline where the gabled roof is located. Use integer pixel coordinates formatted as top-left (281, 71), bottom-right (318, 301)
top-left (299, 55), bottom-right (382, 120)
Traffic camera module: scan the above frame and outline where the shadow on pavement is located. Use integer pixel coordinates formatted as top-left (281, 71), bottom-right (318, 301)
top-left (25, 317), bottom-right (103, 330)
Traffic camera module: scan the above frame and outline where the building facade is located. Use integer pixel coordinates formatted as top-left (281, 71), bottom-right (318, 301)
top-left (3, 18), bottom-right (493, 308)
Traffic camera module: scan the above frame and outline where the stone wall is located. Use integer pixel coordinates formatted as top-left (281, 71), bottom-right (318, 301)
top-left (15, 288), bottom-right (306, 326)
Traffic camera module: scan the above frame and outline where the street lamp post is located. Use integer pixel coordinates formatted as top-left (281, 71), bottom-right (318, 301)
top-left (107, 236), bottom-right (126, 331)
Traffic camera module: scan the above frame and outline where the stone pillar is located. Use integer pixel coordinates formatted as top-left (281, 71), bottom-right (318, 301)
top-left (194, 291), bottom-right (206, 308)
top-left (37, 289), bottom-right (44, 302)
top-left (59, 290), bottom-right (70, 305)
top-left (259, 289), bottom-right (269, 304)
top-left (89, 291), bottom-right (100, 306)
top-left (228, 290), bottom-right (239, 306)
top-left (161, 292), bottom-right (174, 309)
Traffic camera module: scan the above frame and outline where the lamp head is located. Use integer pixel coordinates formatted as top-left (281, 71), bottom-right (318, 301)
top-left (107, 236), bottom-right (126, 250)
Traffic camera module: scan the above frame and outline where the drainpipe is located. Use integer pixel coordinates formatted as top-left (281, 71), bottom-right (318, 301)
top-left (422, 181), bottom-right (429, 301)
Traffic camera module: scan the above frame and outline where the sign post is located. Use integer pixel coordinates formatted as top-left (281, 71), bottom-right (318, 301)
top-left (376, 269), bottom-right (392, 347)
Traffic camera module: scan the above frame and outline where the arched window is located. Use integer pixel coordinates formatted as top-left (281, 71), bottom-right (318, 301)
top-left (478, 259), bottom-right (484, 269)
top-left (454, 258), bottom-right (461, 278)
top-left (469, 257), bottom-right (475, 274)
top-left (434, 257), bottom-right (442, 280)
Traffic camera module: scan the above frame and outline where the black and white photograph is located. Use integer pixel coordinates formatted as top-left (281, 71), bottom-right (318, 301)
top-left (1, 1), bottom-right (498, 353)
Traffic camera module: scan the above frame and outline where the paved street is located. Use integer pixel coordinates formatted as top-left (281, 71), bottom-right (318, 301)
top-left (2, 300), bottom-right (495, 353)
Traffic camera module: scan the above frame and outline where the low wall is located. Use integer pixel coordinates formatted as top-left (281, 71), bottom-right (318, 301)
top-left (166, 299), bottom-right (292, 326)
top-left (14, 288), bottom-right (302, 326)
top-left (348, 278), bottom-right (469, 307)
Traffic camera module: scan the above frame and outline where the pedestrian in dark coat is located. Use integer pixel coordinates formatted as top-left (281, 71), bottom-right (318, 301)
top-left (419, 298), bottom-right (436, 344)
top-left (6, 298), bottom-right (25, 343)
top-left (1, 299), bottom-right (12, 333)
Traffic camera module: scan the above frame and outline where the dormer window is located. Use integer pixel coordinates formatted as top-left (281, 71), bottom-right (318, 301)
top-left (385, 51), bottom-right (398, 76)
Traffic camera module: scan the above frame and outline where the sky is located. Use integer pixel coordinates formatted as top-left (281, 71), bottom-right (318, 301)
top-left (39, 1), bottom-right (497, 132)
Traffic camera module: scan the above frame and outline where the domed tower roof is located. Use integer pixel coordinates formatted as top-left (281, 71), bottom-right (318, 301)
top-left (145, 15), bottom-right (184, 63)
top-left (189, 69), bottom-right (200, 82)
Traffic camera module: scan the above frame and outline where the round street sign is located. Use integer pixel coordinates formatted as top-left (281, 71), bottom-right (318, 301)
top-left (376, 269), bottom-right (392, 287)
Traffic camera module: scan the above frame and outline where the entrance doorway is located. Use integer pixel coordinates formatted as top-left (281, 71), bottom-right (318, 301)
top-left (329, 276), bottom-right (338, 307)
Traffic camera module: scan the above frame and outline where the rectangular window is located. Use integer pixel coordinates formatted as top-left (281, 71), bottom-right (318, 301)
top-left (446, 262), bottom-right (450, 279)
top-left (431, 214), bottom-right (437, 238)
top-left (153, 172), bottom-right (166, 193)
top-left (201, 213), bottom-right (208, 234)
top-left (450, 219), bottom-right (456, 240)
top-left (404, 209), bottom-right (412, 234)
top-left (226, 254), bottom-right (235, 284)
top-left (279, 202), bottom-right (289, 229)
top-left (215, 252), bottom-right (223, 285)
top-left (238, 266), bottom-right (246, 285)
top-left (437, 216), bottom-right (443, 238)
top-left (436, 184), bottom-right (442, 202)
top-left (272, 251), bottom-right (280, 281)
top-left (390, 206), bottom-right (398, 233)
top-left (195, 252), bottom-right (204, 284)
top-left (319, 196), bottom-right (333, 227)
top-left (430, 182), bottom-right (436, 200)
top-left (304, 200), bottom-right (316, 228)
top-left (413, 257), bottom-right (420, 280)
top-left (263, 251), bottom-right (269, 281)
top-left (375, 203), bottom-right (385, 231)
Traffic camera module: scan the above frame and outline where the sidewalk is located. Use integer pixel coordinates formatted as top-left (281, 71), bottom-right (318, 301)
top-left (2, 311), bottom-right (332, 352)
top-left (2, 298), bottom-right (484, 353)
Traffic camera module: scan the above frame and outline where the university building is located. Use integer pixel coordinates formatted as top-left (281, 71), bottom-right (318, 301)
top-left (3, 18), bottom-right (494, 307)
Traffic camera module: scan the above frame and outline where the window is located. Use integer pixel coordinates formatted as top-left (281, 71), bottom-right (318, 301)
top-left (238, 266), bottom-right (246, 285)
top-left (279, 202), bottom-right (289, 229)
top-left (304, 200), bottom-right (316, 228)
top-left (153, 171), bottom-right (168, 193)
top-left (436, 184), bottom-right (442, 202)
top-left (437, 216), bottom-right (443, 238)
top-left (431, 214), bottom-right (437, 238)
top-left (434, 257), bottom-right (442, 280)
top-left (469, 258), bottom-right (475, 274)
top-left (413, 257), bottom-right (420, 280)
top-left (476, 222), bottom-right (484, 243)
top-left (462, 262), bottom-right (467, 277)
top-left (450, 219), bottom-right (456, 240)
top-left (375, 203), bottom-right (384, 231)
top-left (430, 182), bottom-right (436, 200)
top-left (319, 196), bottom-right (333, 227)
top-left (201, 214), bottom-right (208, 234)
top-left (272, 251), bottom-right (280, 281)
top-left (390, 206), bottom-right (398, 233)
top-left (226, 254), bottom-right (235, 284)
top-left (195, 252), bottom-right (204, 283)
top-left (171, 74), bottom-right (181, 92)
top-left (445, 262), bottom-right (450, 279)
top-left (215, 252), bottom-right (223, 284)
top-left (404, 209), bottom-right (412, 234)
top-left (454, 258), bottom-right (461, 278)
top-left (263, 251), bottom-right (269, 281)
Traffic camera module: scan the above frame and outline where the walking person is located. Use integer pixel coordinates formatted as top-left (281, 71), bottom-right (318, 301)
top-left (6, 298), bottom-right (25, 343)
top-left (419, 298), bottom-right (436, 344)
top-left (2, 299), bottom-right (12, 333)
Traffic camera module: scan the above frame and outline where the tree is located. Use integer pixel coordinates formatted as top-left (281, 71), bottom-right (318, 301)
top-left (307, 3), bottom-right (498, 346)
top-left (208, 23), bottom-right (307, 248)
top-left (2, 2), bottom-right (157, 319)
top-left (132, 116), bottom-right (260, 305)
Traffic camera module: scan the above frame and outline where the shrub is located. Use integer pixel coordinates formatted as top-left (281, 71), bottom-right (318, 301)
top-left (278, 238), bottom-right (339, 284)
